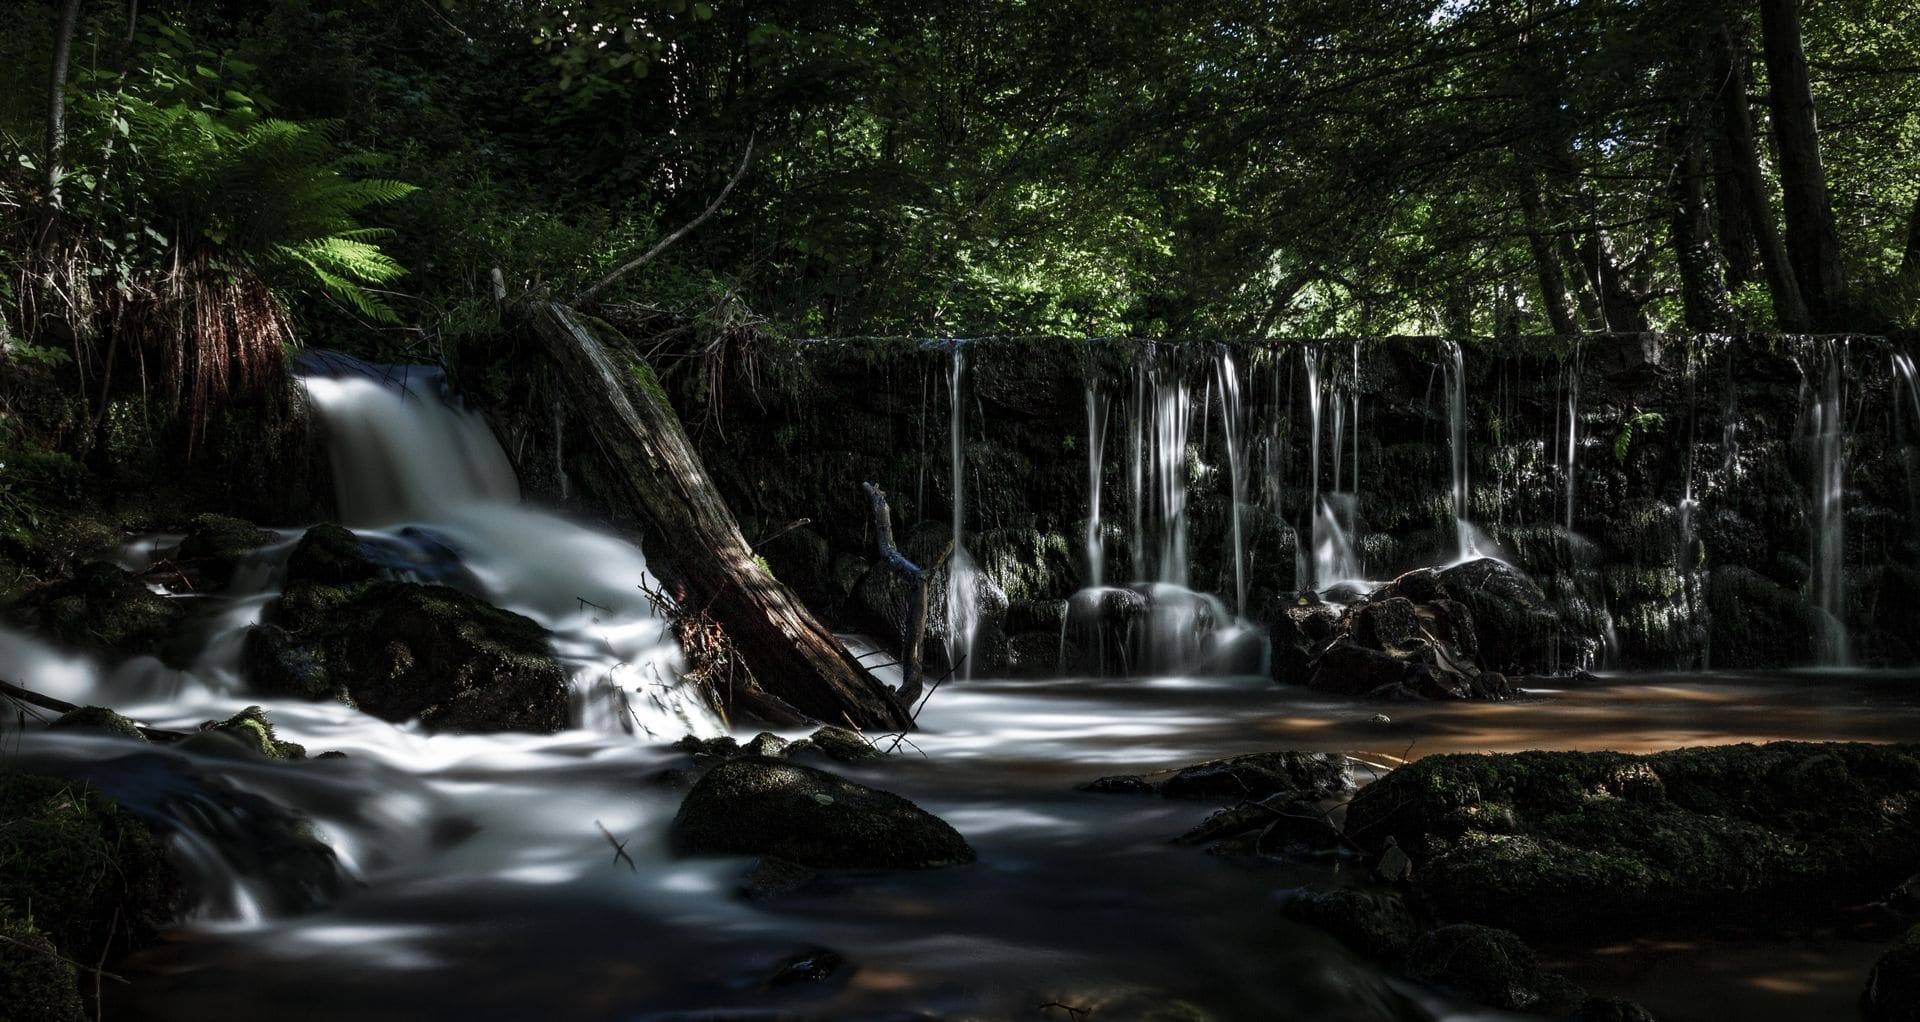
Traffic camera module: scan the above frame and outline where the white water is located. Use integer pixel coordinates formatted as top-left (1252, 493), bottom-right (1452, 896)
top-left (1441, 339), bottom-right (1486, 561)
top-left (1300, 344), bottom-right (1365, 590)
top-left (1213, 346), bottom-right (1249, 615)
top-left (944, 345), bottom-right (982, 678)
top-left (1805, 340), bottom-right (1851, 667)
top-left (1562, 339), bottom-right (1583, 533)
top-left (1084, 382), bottom-right (1110, 590)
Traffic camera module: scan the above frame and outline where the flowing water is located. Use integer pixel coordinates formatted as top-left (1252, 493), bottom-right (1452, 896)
top-left (946, 344), bottom-right (982, 678)
top-left (7, 358), bottom-right (1920, 1021)
top-left (1803, 339), bottom-right (1851, 667)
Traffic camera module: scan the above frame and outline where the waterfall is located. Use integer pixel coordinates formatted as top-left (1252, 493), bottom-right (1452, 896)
top-left (1084, 382), bottom-right (1110, 590)
top-left (1441, 340), bottom-right (1483, 561)
top-left (1213, 347), bottom-right (1248, 615)
top-left (945, 344), bottom-right (981, 677)
top-left (301, 368), bottom-right (719, 737)
top-left (1895, 351), bottom-right (1920, 526)
top-left (1299, 344), bottom-right (1365, 590)
top-left (1805, 339), bottom-right (1850, 666)
top-left (1130, 352), bottom-right (1192, 587)
top-left (1562, 340), bottom-right (1582, 533)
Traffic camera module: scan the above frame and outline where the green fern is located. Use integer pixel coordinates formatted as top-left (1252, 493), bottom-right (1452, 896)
top-left (1614, 411), bottom-right (1665, 464)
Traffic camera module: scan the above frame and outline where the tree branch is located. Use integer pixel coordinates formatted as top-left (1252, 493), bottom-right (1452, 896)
top-left (571, 133), bottom-right (755, 309)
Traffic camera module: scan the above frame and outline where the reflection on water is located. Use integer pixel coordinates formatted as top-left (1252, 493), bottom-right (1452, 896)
top-left (9, 647), bottom-right (1920, 1020)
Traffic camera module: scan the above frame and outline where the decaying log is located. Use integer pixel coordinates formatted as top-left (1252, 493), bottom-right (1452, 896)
top-left (862, 481), bottom-right (927, 704)
top-left (1, 678), bottom-right (188, 743)
top-left (525, 301), bottom-right (911, 731)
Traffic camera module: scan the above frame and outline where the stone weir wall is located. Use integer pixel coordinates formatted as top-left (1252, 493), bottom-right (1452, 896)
top-left (488, 332), bottom-right (1920, 676)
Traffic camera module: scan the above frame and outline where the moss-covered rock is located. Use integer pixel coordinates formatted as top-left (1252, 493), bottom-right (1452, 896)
top-left (245, 530), bottom-right (570, 733)
top-left (1707, 564), bottom-right (1819, 667)
top-left (175, 513), bottom-right (273, 585)
top-left (1085, 750), bottom-right (1352, 804)
top-left (183, 706), bottom-right (308, 760)
top-left (0, 771), bottom-right (183, 974)
top-left (0, 915), bottom-right (85, 1022)
top-left (47, 706), bottom-right (147, 743)
top-left (1282, 886), bottom-right (1423, 962)
top-left (1401, 924), bottom-right (1588, 1016)
top-left (670, 759), bottom-right (974, 869)
top-left (17, 561), bottom-right (190, 665)
top-left (1345, 742), bottom-right (1920, 939)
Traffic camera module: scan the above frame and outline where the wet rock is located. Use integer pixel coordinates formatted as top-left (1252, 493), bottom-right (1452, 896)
top-left (1159, 750), bottom-right (1352, 802)
top-left (1257, 803), bottom-right (1345, 859)
top-left (1282, 886), bottom-right (1422, 962)
top-left (738, 856), bottom-right (820, 900)
top-left (1434, 558), bottom-right (1563, 676)
top-left (18, 561), bottom-right (190, 665)
top-left (48, 706), bottom-right (147, 742)
top-left (803, 724), bottom-right (881, 763)
top-left (743, 732), bottom-right (790, 759)
top-left (856, 543), bottom-right (1011, 675)
top-left (673, 734), bottom-right (742, 763)
top-left (1344, 742), bottom-right (1920, 939)
top-left (0, 770), bottom-right (184, 977)
top-left (765, 946), bottom-right (847, 988)
top-left (185, 706), bottom-right (308, 760)
top-left (1006, 598), bottom-right (1068, 635)
top-left (1707, 565), bottom-right (1819, 668)
top-left (1864, 925), bottom-right (1920, 1022)
top-left (249, 558), bottom-right (570, 734)
top-left (671, 759), bottom-right (974, 869)
top-left (0, 915), bottom-right (84, 1022)
top-left (1079, 774), bottom-right (1156, 795)
top-left (1175, 803), bottom-right (1282, 846)
top-left (1003, 630), bottom-right (1062, 678)
top-left (284, 522), bottom-right (382, 586)
top-left (1401, 924), bottom-right (1588, 1016)
top-left (175, 513), bottom-right (273, 585)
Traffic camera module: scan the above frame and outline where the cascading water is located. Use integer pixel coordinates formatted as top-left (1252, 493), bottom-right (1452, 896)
top-left (1300, 344), bottom-right (1365, 591)
top-left (1562, 340), bottom-right (1583, 534)
top-left (301, 365), bottom-right (720, 736)
top-left (1213, 346), bottom-right (1249, 615)
top-left (945, 344), bottom-right (982, 677)
top-left (1805, 339), bottom-right (1851, 666)
top-left (1894, 351), bottom-right (1920, 526)
top-left (1084, 382), bottom-right (1110, 590)
top-left (1441, 339), bottom-right (1486, 561)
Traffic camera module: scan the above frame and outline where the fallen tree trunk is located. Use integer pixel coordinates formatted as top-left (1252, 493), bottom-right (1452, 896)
top-left (525, 301), bottom-right (911, 731)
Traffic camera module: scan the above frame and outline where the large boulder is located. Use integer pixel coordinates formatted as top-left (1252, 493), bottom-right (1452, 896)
top-left (1282, 886), bottom-right (1423, 962)
top-left (1273, 570), bottom-right (1515, 699)
top-left (1432, 558), bottom-right (1563, 675)
top-left (16, 561), bottom-right (190, 665)
top-left (670, 758), bottom-right (974, 869)
top-left (1344, 742), bottom-right (1920, 939)
top-left (244, 525), bottom-right (570, 733)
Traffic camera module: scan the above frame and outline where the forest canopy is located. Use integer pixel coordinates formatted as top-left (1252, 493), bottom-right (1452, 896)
top-left (2, 0), bottom-right (1917, 364)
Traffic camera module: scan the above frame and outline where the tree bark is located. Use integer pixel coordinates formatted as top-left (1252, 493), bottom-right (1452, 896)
top-left (44, 0), bottom-right (82, 215)
top-left (1714, 19), bottom-right (1811, 328)
top-left (1899, 190), bottom-right (1920, 289)
top-left (1664, 39), bottom-right (1734, 331)
top-left (1518, 178), bottom-right (1581, 334)
top-left (862, 482), bottom-right (927, 705)
top-left (526, 301), bottom-right (911, 731)
top-left (1758, 0), bottom-right (1847, 326)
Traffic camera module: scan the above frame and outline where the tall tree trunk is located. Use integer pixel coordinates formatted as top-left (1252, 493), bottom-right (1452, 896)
top-left (1556, 230), bottom-right (1607, 329)
top-left (1758, 0), bottom-right (1847, 326)
top-left (44, 0), bottom-right (82, 216)
top-left (1714, 19), bottom-right (1811, 329)
top-left (1899, 190), bottom-right (1920, 289)
top-left (1575, 229), bottom-right (1649, 332)
top-left (1708, 43), bottom-right (1759, 290)
top-left (1666, 106), bottom-right (1734, 330)
top-left (1518, 178), bottom-right (1581, 334)
top-left (526, 301), bottom-right (912, 731)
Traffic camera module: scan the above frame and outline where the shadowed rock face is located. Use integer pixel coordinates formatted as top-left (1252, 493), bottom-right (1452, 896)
top-left (17, 561), bottom-right (191, 666)
top-left (1344, 741), bottom-right (1920, 939)
top-left (244, 525), bottom-right (570, 734)
top-left (670, 758), bottom-right (974, 869)
top-left (1081, 750), bottom-right (1353, 803)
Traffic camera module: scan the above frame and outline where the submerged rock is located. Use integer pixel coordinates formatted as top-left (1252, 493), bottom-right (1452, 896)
top-left (1345, 741), bottom-right (1920, 939)
top-left (183, 706), bottom-right (308, 760)
top-left (671, 758), bottom-right (973, 869)
top-left (18, 561), bottom-right (190, 665)
top-left (1086, 750), bottom-right (1352, 803)
top-left (1282, 886), bottom-right (1422, 962)
top-left (1401, 924), bottom-right (1587, 1016)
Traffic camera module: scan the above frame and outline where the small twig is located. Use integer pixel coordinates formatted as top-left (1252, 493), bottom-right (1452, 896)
top-left (1039, 1002), bottom-right (1091, 1021)
top-left (595, 820), bottom-right (637, 873)
top-left (750, 518), bottom-right (812, 551)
